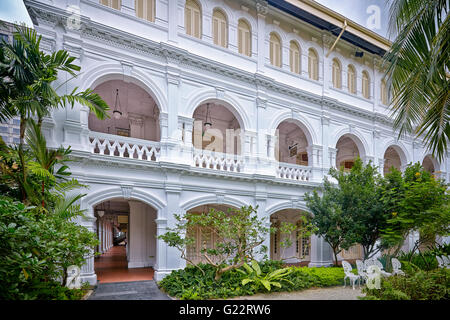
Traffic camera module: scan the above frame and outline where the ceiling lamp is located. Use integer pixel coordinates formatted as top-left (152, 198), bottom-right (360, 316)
top-left (204, 103), bottom-right (212, 128)
top-left (113, 88), bottom-right (122, 120)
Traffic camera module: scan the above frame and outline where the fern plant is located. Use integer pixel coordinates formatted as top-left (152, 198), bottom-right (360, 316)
top-left (237, 260), bottom-right (293, 292)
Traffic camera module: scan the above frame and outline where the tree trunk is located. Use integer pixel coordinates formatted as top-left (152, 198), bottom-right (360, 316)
top-left (333, 249), bottom-right (339, 266)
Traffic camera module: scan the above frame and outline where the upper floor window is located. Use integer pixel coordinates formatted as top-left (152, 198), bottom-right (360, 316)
top-left (212, 9), bottom-right (227, 48)
top-left (381, 79), bottom-right (388, 105)
top-left (362, 71), bottom-right (370, 99)
top-left (289, 41), bottom-right (300, 74)
top-left (185, 0), bottom-right (201, 39)
top-left (308, 48), bottom-right (318, 80)
top-left (136, 0), bottom-right (155, 22)
top-left (348, 65), bottom-right (356, 94)
top-left (269, 32), bottom-right (281, 67)
top-left (100, 0), bottom-right (121, 10)
top-left (238, 19), bottom-right (251, 57)
top-left (332, 58), bottom-right (342, 89)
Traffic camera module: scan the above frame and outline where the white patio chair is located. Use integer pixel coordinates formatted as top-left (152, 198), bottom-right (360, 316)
top-left (355, 260), bottom-right (367, 284)
top-left (374, 259), bottom-right (392, 277)
top-left (342, 260), bottom-right (360, 290)
top-left (364, 258), bottom-right (391, 277)
top-left (391, 258), bottom-right (405, 276)
top-left (442, 256), bottom-right (450, 268)
top-left (436, 256), bottom-right (445, 268)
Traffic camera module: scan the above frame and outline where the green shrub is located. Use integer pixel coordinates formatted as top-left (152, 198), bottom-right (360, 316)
top-left (362, 268), bottom-right (449, 300)
top-left (0, 196), bottom-right (97, 300)
top-left (398, 250), bottom-right (439, 271)
top-left (159, 261), bottom-right (345, 300)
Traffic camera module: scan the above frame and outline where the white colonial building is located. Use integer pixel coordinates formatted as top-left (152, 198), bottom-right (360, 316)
top-left (18, 0), bottom-right (448, 284)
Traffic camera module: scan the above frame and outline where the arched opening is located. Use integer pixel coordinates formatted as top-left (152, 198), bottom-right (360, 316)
top-left (336, 134), bottom-right (362, 170)
top-left (362, 70), bottom-right (370, 99)
top-left (275, 120), bottom-right (310, 166)
top-left (212, 8), bottom-right (228, 48)
top-left (423, 155), bottom-right (437, 174)
top-left (289, 40), bottom-right (300, 74)
top-left (238, 19), bottom-right (251, 56)
top-left (270, 209), bottom-right (311, 264)
top-left (185, 204), bottom-right (237, 265)
top-left (89, 80), bottom-right (160, 141)
top-left (269, 32), bottom-right (282, 67)
top-left (192, 101), bottom-right (242, 155)
top-left (332, 58), bottom-right (342, 89)
top-left (94, 199), bottom-right (157, 283)
top-left (185, 0), bottom-right (202, 38)
top-left (308, 48), bottom-right (319, 80)
top-left (383, 146), bottom-right (403, 175)
top-left (347, 65), bottom-right (356, 94)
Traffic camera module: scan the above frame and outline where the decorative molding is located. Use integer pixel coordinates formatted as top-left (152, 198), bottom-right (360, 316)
top-left (121, 185), bottom-right (133, 199)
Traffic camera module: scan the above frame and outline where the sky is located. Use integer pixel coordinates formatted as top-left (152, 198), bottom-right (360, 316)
top-left (0, 0), bottom-right (392, 39)
top-left (0, 0), bottom-right (33, 27)
top-left (314, 0), bottom-right (392, 39)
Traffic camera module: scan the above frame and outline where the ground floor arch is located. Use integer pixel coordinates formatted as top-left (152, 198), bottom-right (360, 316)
top-left (269, 209), bottom-right (312, 264)
top-left (185, 203), bottom-right (239, 265)
top-left (93, 198), bottom-right (158, 283)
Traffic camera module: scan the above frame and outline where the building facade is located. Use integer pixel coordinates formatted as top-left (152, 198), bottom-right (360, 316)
top-left (21, 0), bottom-right (449, 284)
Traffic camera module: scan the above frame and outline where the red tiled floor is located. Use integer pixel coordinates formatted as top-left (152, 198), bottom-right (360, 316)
top-left (95, 246), bottom-right (154, 283)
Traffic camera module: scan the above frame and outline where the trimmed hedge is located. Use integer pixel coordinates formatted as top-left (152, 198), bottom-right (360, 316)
top-left (158, 261), bottom-right (345, 300)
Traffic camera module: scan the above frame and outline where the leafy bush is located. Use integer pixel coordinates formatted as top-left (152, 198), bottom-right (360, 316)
top-left (397, 250), bottom-right (439, 271)
top-left (238, 260), bottom-right (293, 291)
top-left (0, 196), bottom-right (97, 300)
top-left (362, 268), bottom-right (449, 300)
top-left (159, 261), bottom-right (345, 300)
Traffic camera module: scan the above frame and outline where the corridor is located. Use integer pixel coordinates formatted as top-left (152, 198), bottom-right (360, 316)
top-left (95, 245), bottom-right (154, 283)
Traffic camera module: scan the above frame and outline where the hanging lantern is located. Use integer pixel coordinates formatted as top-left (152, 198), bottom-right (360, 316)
top-left (204, 103), bottom-right (212, 128)
top-left (113, 89), bottom-right (122, 119)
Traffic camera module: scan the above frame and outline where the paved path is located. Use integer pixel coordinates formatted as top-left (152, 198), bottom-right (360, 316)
top-left (88, 280), bottom-right (171, 300)
top-left (227, 286), bottom-right (364, 300)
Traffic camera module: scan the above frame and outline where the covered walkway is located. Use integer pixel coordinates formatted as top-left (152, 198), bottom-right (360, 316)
top-left (95, 245), bottom-right (154, 283)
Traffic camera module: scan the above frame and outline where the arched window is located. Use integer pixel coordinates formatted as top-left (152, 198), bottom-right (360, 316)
top-left (381, 79), bottom-right (388, 105)
top-left (136, 0), bottom-right (155, 22)
top-left (332, 58), bottom-right (342, 89)
top-left (185, 0), bottom-right (201, 39)
top-left (100, 0), bottom-right (121, 10)
top-left (308, 48), bottom-right (318, 80)
top-left (238, 19), bottom-right (251, 56)
top-left (289, 41), bottom-right (300, 74)
top-left (347, 65), bottom-right (356, 94)
top-left (269, 32), bottom-right (281, 67)
top-left (212, 9), bottom-right (228, 48)
top-left (362, 71), bottom-right (370, 99)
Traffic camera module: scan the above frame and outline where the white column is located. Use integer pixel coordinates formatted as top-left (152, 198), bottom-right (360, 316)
top-left (79, 213), bottom-right (97, 286)
top-left (308, 235), bottom-right (334, 267)
top-left (167, 0), bottom-right (178, 44)
top-left (256, 2), bottom-right (267, 73)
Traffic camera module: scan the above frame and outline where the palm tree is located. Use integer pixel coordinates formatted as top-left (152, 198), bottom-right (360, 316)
top-left (0, 25), bottom-right (109, 202)
top-left (384, 0), bottom-right (449, 162)
top-left (1, 25), bottom-right (109, 143)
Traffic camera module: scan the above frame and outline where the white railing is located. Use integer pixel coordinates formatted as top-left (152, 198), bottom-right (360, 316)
top-left (277, 163), bottom-right (312, 181)
top-left (89, 132), bottom-right (160, 162)
top-left (193, 148), bottom-right (244, 173)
